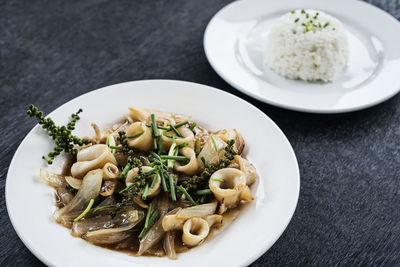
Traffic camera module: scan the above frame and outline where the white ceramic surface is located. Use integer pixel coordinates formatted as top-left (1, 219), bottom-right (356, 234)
top-left (6, 80), bottom-right (300, 267)
top-left (204, 0), bottom-right (400, 113)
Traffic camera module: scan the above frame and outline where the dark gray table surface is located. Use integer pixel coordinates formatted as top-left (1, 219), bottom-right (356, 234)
top-left (1, 0), bottom-right (400, 266)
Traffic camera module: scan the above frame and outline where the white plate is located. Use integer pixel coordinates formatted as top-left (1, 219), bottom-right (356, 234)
top-left (204, 0), bottom-right (400, 113)
top-left (6, 80), bottom-right (299, 267)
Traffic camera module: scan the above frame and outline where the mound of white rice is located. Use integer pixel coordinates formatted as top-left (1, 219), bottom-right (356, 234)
top-left (264, 9), bottom-right (348, 82)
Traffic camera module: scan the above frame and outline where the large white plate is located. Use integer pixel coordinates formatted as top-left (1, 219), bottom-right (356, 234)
top-left (6, 80), bottom-right (299, 267)
top-left (204, 0), bottom-right (400, 113)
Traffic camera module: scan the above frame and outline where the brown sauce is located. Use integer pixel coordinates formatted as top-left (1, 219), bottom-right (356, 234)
top-left (70, 205), bottom-right (242, 258)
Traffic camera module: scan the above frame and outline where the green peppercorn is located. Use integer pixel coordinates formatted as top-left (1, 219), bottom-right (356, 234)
top-left (27, 105), bottom-right (90, 164)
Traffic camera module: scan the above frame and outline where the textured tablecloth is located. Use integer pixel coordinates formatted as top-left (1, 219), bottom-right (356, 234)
top-left (1, 0), bottom-right (400, 266)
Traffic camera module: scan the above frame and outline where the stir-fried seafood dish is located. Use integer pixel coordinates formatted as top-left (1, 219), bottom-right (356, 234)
top-left (28, 105), bottom-right (257, 259)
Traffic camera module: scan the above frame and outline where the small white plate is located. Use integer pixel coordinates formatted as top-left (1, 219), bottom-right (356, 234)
top-left (6, 80), bottom-right (299, 267)
top-left (204, 0), bottom-right (400, 113)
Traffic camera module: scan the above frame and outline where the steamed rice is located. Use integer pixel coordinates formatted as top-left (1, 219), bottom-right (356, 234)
top-left (264, 9), bottom-right (348, 82)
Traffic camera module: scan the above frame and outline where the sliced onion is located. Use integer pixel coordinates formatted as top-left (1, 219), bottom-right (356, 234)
top-left (176, 202), bottom-right (217, 219)
top-left (197, 136), bottom-right (226, 168)
top-left (112, 207), bottom-right (144, 226)
top-left (163, 230), bottom-right (177, 260)
top-left (65, 176), bottom-right (82, 189)
top-left (55, 188), bottom-right (74, 207)
top-left (53, 169), bottom-right (103, 227)
top-left (169, 199), bottom-right (193, 210)
top-left (162, 203), bottom-right (218, 231)
top-left (72, 203), bottom-right (137, 237)
top-left (214, 129), bottom-right (245, 154)
top-left (138, 208), bottom-right (181, 255)
top-left (142, 108), bottom-right (191, 123)
top-left (87, 195), bottom-right (117, 215)
top-left (84, 209), bottom-right (144, 245)
top-left (71, 215), bottom-right (113, 237)
top-left (153, 192), bottom-right (170, 217)
top-left (98, 195), bottom-right (115, 207)
top-left (40, 169), bottom-right (67, 188)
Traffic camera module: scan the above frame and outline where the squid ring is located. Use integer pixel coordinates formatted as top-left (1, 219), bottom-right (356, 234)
top-left (182, 218), bottom-right (210, 247)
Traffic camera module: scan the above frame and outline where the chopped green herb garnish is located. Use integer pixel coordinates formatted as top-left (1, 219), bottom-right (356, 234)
top-left (92, 204), bottom-right (118, 214)
top-left (73, 199), bottom-right (94, 222)
top-left (151, 114), bottom-right (158, 150)
top-left (109, 145), bottom-right (123, 150)
top-left (177, 185), bottom-right (196, 205)
top-left (170, 125), bottom-right (182, 137)
top-left (199, 195), bottom-right (205, 204)
top-left (210, 135), bottom-right (218, 152)
top-left (201, 157), bottom-right (207, 168)
top-left (211, 177), bottom-right (225, 182)
top-left (153, 138), bottom-right (157, 150)
top-left (168, 139), bottom-right (177, 169)
top-left (158, 168), bottom-right (168, 192)
top-left (144, 203), bottom-right (153, 228)
top-left (189, 122), bottom-right (197, 132)
top-left (157, 135), bottom-right (163, 155)
top-left (120, 163), bottom-right (131, 179)
top-left (150, 151), bottom-right (162, 162)
top-left (149, 209), bottom-right (159, 223)
top-left (126, 131), bottom-right (144, 139)
top-left (163, 133), bottom-right (182, 139)
top-left (323, 22), bottom-right (330, 28)
top-left (119, 183), bottom-right (134, 194)
top-left (106, 135), bottom-right (116, 154)
top-left (146, 124), bottom-right (170, 130)
top-left (294, 18), bottom-right (299, 23)
top-left (150, 114), bottom-right (158, 137)
top-left (195, 189), bottom-right (212, 195)
top-left (160, 155), bottom-right (189, 162)
top-left (169, 174), bottom-right (176, 201)
top-left (291, 10), bottom-right (295, 14)
top-left (143, 168), bottom-right (157, 176)
top-left (142, 182), bottom-right (150, 200)
top-left (303, 21), bottom-right (314, 32)
top-left (301, 9), bottom-right (305, 14)
top-left (139, 209), bottom-right (159, 239)
top-left (177, 142), bottom-right (189, 149)
top-left (150, 173), bottom-right (158, 189)
top-left (174, 120), bottom-right (188, 128)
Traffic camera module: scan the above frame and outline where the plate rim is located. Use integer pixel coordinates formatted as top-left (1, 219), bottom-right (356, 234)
top-left (203, 0), bottom-right (400, 114)
top-left (6, 79), bottom-right (300, 266)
